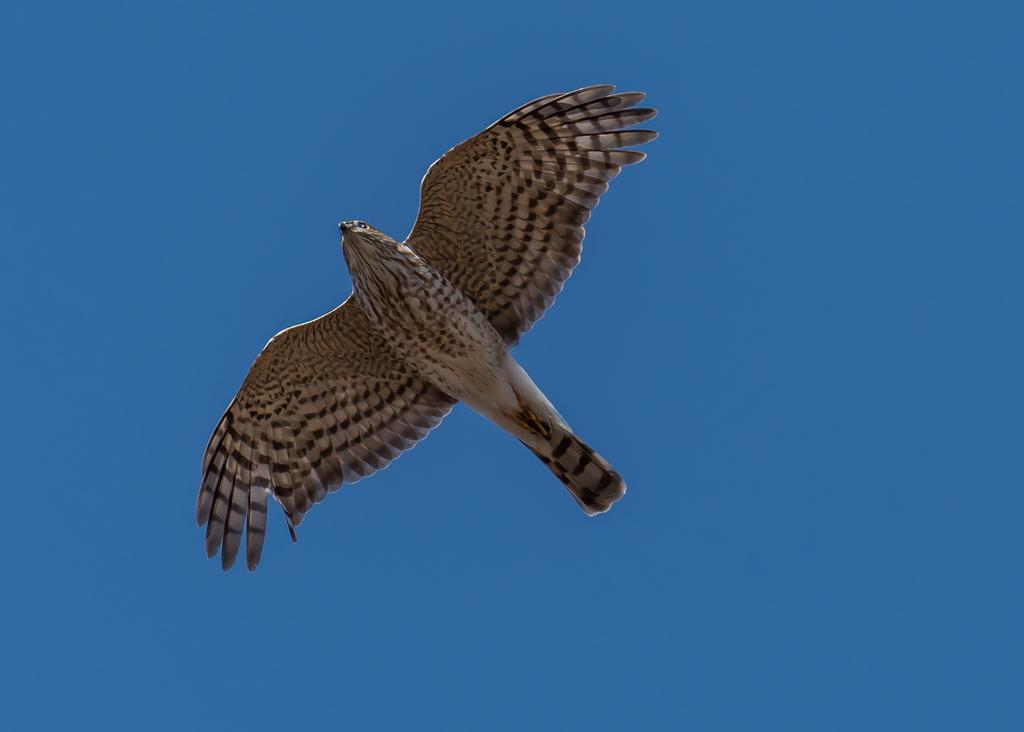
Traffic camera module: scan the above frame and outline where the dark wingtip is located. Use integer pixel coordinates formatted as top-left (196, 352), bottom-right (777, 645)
top-left (204, 532), bottom-right (220, 560)
top-left (633, 107), bottom-right (658, 124)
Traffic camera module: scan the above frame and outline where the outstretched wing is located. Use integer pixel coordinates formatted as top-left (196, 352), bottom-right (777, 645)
top-left (196, 298), bottom-right (456, 571)
top-left (405, 84), bottom-right (656, 345)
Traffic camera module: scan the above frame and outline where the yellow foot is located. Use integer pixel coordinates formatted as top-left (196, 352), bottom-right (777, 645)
top-left (510, 404), bottom-right (552, 438)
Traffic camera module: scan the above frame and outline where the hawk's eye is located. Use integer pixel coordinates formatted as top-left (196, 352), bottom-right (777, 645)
top-left (357, 222), bottom-right (369, 230)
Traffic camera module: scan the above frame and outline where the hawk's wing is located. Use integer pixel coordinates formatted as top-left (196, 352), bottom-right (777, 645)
top-left (196, 298), bottom-right (456, 571)
top-left (405, 85), bottom-right (656, 345)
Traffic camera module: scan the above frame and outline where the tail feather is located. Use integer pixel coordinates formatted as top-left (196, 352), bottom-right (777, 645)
top-left (500, 356), bottom-right (626, 514)
top-left (526, 427), bottom-right (626, 515)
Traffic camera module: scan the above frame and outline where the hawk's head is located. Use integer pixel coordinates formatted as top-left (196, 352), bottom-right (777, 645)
top-left (339, 220), bottom-right (385, 240)
top-left (339, 220), bottom-right (419, 278)
top-left (339, 220), bottom-right (392, 255)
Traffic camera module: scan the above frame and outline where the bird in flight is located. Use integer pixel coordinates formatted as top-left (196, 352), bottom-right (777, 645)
top-left (197, 85), bottom-right (657, 570)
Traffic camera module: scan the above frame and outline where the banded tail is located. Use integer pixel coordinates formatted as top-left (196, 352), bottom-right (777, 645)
top-left (525, 424), bottom-right (626, 515)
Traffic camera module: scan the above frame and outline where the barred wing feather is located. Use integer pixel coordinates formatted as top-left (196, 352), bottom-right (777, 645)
top-left (406, 84), bottom-right (656, 344)
top-left (196, 298), bottom-right (456, 570)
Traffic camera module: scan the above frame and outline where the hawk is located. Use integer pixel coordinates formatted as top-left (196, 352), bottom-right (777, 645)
top-left (197, 85), bottom-right (657, 570)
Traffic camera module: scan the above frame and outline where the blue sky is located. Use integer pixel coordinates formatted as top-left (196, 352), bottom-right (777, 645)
top-left (2, 1), bottom-right (1022, 729)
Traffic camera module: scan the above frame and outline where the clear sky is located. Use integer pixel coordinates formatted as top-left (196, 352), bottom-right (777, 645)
top-left (2, 1), bottom-right (1022, 729)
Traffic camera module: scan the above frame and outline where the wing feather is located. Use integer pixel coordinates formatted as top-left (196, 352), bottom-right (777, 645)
top-left (406, 85), bottom-right (656, 344)
top-left (197, 298), bottom-right (456, 570)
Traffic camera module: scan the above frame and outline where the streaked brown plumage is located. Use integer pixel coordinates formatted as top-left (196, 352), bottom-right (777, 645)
top-left (197, 85), bottom-right (656, 570)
